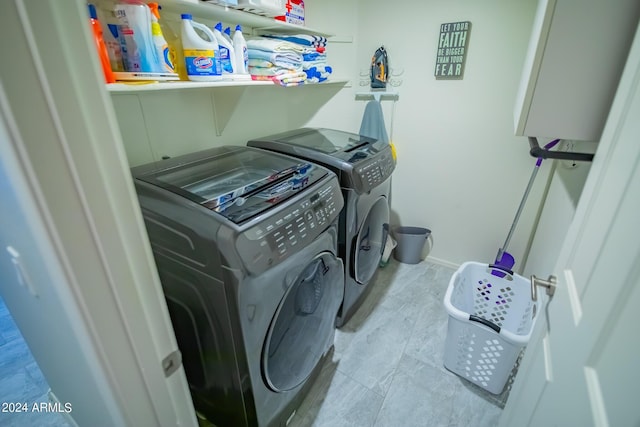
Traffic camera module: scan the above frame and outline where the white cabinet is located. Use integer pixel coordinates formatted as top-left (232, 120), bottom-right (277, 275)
top-left (514, 0), bottom-right (640, 141)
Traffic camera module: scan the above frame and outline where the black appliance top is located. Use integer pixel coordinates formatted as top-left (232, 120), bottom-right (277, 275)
top-left (248, 128), bottom-right (396, 193)
top-left (249, 128), bottom-right (386, 165)
top-left (131, 146), bottom-right (327, 224)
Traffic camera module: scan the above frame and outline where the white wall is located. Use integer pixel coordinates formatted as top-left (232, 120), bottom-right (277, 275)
top-left (306, 0), bottom-right (542, 267)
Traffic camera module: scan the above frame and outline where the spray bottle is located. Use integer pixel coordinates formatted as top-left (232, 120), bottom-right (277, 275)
top-left (88, 4), bottom-right (115, 83)
top-left (181, 14), bottom-right (222, 81)
top-left (232, 25), bottom-right (249, 76)
top-left (147, 3), bottom-right (174, 73)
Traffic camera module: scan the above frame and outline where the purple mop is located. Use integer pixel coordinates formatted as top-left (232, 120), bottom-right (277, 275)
top-left (492, 139), bottom-right (560, 276)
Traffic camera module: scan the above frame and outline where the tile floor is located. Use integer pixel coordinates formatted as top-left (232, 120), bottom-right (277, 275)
top-left (288, 259), bottom-right (510, 427)
top-left (0, 297), bottom-right (70, 427)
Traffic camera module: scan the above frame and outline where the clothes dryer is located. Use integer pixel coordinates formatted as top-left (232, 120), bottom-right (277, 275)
top-left (131, 146), bottom-right (344, 427)
top-left (248, 128), bottom-right (395, 327)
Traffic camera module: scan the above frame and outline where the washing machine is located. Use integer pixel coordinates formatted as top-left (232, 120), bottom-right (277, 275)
top-left (131, 146), bottom-right (344, 427)
top-left (248, 128), bottom-right (395, 327)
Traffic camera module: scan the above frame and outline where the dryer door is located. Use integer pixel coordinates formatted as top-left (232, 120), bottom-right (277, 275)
top-left (263, 252), bottom-right (343, 392)
top-left (354, 197), bottom-right (390, 285)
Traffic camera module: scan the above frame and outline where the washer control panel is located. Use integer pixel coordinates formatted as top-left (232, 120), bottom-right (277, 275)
top-left (236, 177), bottom-right (343, 275)
top-left (354, 148), bottom-right (395, 193)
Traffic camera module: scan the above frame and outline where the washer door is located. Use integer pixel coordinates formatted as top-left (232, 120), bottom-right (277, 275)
top-left (263, 252), bottom-right (343, 392)
top-left (354, 197), bottom-right (390, 285)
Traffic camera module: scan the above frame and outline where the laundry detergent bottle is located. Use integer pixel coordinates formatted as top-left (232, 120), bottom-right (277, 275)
top-left (181, 14), bottom-right (222, 81)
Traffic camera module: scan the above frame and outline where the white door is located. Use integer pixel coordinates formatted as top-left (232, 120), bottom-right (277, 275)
top-left (499, 25), bottom-right (640, 427)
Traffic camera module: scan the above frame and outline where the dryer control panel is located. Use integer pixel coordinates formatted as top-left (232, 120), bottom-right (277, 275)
top-left (235, 177), bottom-right (343, 275)
top-left (353, 148), bottom-right (395, 194)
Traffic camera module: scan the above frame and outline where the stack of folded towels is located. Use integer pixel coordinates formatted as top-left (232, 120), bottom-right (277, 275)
top-left (247, 34), bottom-right (333, 86)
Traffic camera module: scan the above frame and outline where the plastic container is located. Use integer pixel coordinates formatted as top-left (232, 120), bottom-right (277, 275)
top-left (443, 262), bottom-right (538, 394)
top-left (88, 4), bottom-right (115, 83)
top-left (114, 1), bottom-right (163, 73)
top-left (213, 22), bottom-right (235, 76)
top-left (181, 14), bottom-right (222, 81)
top-left (393, 226), bottom-right (430, 264)
top-left (98, 8), bottom-right (125, 73)
top-left (223, 26), bottom-right (233, 45)
top-left (232, 25), bottom-right (249, 75)
top-left (158, 13), bottom-right (186, 80)
top-left (148, 2), bottom-right (174, 73)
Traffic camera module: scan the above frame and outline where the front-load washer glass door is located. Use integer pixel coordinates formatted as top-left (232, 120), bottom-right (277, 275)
top-left (354, 197), bottom-right (390, 285)
top-left (263, 252), bottom-right (343, 392)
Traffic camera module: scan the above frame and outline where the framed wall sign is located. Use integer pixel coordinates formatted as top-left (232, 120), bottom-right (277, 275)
top-left (435, 21), bottom-right (471, 79)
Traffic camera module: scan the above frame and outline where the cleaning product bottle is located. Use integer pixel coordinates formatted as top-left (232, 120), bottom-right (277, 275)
top-left (88, 4), bottom-right (115, 83)
top-left (213, 22), bottom-right (235, 77)
top-left (98, 7), bottom-right (125, 73)
top-left (157, 13), bottom-right (186, 80)
top-left (223, 26), bottom-right (233, 45)
top-left (148, 2), bottom-right (174, 73)
top-left (181, 14), bottom-right (222, 81)
top-left (114, 1), bottom-right (163, 73)
top-left (232, 25), bottom-right (248, 75)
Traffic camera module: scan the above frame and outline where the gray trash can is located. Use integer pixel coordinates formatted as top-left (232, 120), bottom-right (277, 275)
top-left (393, 226), bottom-right (431, 264)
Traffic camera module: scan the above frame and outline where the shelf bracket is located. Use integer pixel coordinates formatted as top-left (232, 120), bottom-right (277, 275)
top-left (210, 86), bottom-right (248, 136)
top-left (528, 137), bottom-right (594, 162)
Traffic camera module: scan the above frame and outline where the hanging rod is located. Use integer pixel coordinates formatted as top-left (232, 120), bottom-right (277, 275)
top-left (355, 91), bottom-right (399, 102)
top-left (528, 137), bottom-right (594, 162)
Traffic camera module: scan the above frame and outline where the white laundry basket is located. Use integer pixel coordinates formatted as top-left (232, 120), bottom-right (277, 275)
top-left (443, 262), bottom-right (538, 394)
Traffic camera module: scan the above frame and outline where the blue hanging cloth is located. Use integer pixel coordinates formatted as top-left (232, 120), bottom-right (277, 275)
top-left (359, 100), bottom-right (389, 143)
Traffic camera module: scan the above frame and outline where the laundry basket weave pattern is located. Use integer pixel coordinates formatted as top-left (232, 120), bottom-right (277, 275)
top-left (443, 262), bottom-right (537, 394)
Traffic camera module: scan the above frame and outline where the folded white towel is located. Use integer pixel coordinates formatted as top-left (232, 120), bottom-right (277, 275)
top-left (247, 37), bottom-right (307, 53)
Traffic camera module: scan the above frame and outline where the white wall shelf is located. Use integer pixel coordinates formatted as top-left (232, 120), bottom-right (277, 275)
top-left (355, 91), bottom-right (399, 102)
top-left (156, 0), bottom-right (334, 37)
top-left (107, 79), bottom-right (349, 93)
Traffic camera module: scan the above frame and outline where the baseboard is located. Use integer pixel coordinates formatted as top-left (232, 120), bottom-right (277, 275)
top-left (425, 256), bottom-right (459, 270)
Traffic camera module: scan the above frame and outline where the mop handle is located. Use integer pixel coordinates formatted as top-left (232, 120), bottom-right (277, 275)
top-left (500, 139), bottom-right (560, 254)
top-left (500, 165), bottom-right (540, 253)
